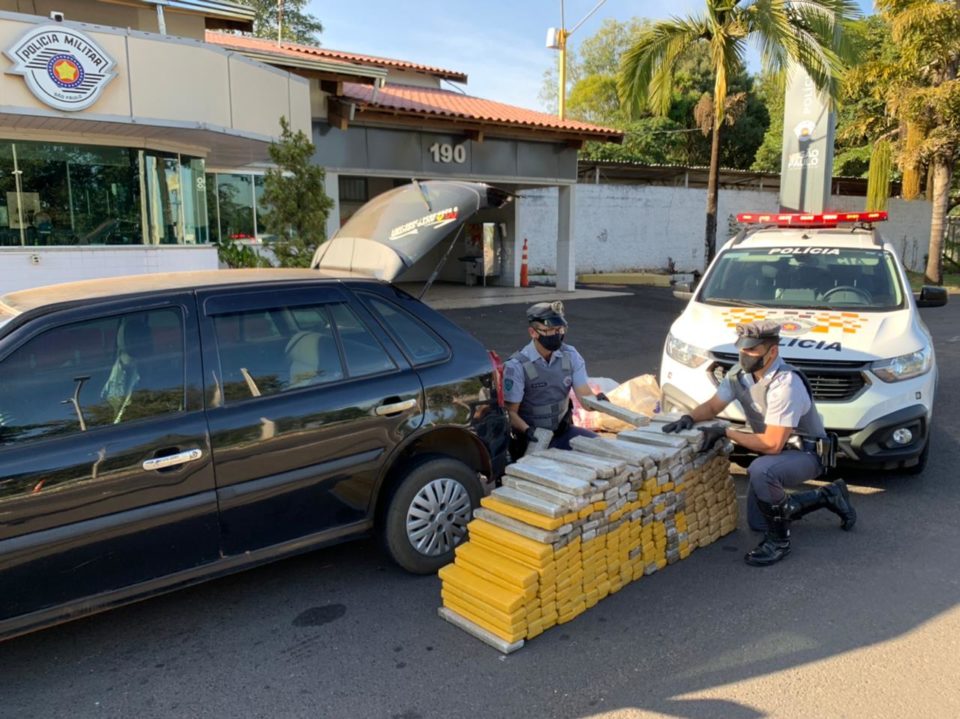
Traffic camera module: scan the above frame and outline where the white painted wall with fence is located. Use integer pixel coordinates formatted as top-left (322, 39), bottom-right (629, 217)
top-left (518, 184), bottom-right (932, 275)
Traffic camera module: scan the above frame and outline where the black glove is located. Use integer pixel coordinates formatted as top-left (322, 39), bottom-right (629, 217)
top-left (697, 425), bottom-right (727, 452)
top-left (524, 426), bottom-right (538, 442)
top-left (595, 392), bottom-right (609, 403)
top-left (662, 414), bottom-right (694, 434)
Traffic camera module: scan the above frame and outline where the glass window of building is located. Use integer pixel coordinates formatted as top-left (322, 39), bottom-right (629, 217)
top-left (214, 173), bottom-right (256, 241)
top-left (205, 172), bottom-right (273, 244)
top-left (181, 158), bottom-right (210, 245)
top-left (0, 140), bottom-right (206, 247)
top-left (254, 175), bottom-right (271, 241)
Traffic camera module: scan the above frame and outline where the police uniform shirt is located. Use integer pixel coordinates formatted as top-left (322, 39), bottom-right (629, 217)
top-left (717, 355), bottom-right (811, 428)
top-left (502, 341), bottom-right (589, 404)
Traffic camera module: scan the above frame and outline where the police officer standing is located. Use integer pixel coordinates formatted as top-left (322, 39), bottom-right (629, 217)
top-left (662, 320), bottom-right (856, 566)
top-left (503, 301), bottom-right (608, 458)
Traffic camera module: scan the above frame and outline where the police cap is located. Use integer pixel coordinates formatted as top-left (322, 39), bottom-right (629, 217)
top-left (526, 300), bottom-right (567, 327)
top-left (735, 319), bottom-right (781, 349)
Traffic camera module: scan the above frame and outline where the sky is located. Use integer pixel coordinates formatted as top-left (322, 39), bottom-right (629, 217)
top-left (310, 0), bottom-right (876, 113)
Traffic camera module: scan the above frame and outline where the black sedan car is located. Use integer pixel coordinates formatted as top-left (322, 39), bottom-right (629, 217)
top-left (0, 182), bottom-right (510, 641)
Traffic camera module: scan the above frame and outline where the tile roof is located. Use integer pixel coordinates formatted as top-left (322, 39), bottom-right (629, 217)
top-left (206, 31), bottom-right (466, 81)
top-left (205, 32), bottom-right (622, 141)
top-left (343, 83), bottom-right (622, 140)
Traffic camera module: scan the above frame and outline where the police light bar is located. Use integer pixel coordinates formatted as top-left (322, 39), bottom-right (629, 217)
top-left (736, 211), bottom-right (888, 226)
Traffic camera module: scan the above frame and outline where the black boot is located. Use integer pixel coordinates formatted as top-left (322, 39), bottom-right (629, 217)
top-left (821, 479), bottom-right (857, 531)
top-left (785, 482), bottom-right (857, 531)
top-left (745, 500), bottom-right (791, 567)
top-left (785, 489), bottom-right (823, 520)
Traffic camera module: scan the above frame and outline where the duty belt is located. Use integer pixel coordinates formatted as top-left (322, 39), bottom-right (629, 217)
top-left (788, 434), bottom-right (838, 470)
top-left (787, 436), bottom-right (819, 453)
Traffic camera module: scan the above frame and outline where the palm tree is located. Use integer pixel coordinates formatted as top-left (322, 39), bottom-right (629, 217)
top-left (619, 0), bottom-right (856, 267)
top-left (876, 0), bottom-right (960, 285)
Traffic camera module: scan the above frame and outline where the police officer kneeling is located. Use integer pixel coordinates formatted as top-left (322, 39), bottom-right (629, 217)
top-left (662, 320), bottom-right (856, 566)
top-left (503, 301), bottom-right (607, 459)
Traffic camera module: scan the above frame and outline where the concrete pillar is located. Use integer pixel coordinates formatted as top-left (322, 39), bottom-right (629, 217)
top-left (500, 192), bottom-right (522, 287)
top-left (556, 183), bottom-right (576, 292)
top-left (324, 170), bottom-right (340, 242)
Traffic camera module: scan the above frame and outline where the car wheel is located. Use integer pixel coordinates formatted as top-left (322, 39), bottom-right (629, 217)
top-left (900, 438), bottom-right (930, 476)
top-left (382, 456), bottom-right (481, 574)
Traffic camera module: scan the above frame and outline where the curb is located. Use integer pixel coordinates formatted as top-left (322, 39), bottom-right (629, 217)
top-left (578, 273), bottom-right (673, 287)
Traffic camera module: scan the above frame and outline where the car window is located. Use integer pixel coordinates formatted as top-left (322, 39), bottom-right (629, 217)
top-left (212, 301), bottom-right (396, 402)
top-left (364, 296), bottom-right (448, 365)
top-left (213, 304), bottom-right (344, 402)
top-left (328, 303), bottom-right (397, 377)
top-left (0, 308), bottom-right (185, 446)
top-left (698, 248), bottom-right (905, 310)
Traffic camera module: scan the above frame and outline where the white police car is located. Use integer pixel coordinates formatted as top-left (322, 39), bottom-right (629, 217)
top-left (660, 211), bottom-right (948, 473)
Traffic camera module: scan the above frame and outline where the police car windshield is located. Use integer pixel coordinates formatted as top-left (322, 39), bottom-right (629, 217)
top-left (698, 248), bottom-right (905, 311)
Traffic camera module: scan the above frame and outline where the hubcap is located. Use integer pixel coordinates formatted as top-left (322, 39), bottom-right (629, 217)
top-left (406, 478), bottom-right (472, 557)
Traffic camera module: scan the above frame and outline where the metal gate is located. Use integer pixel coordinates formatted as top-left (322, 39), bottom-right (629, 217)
top-left (946, 217), bottom-right (960, 270)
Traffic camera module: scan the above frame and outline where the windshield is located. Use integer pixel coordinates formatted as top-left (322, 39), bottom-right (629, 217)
top-left (698, 247), bottom-right (905, 311)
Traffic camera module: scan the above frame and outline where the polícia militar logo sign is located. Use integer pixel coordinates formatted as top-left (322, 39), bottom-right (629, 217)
top-left (4, 25), bottom-right (116, 111)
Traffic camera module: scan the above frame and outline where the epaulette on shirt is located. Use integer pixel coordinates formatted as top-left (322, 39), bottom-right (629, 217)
top-left (768, 371), bottom-right (792, 389)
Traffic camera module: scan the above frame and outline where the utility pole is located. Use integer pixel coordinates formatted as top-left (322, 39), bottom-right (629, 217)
top-left (546, 0), bottom-right (607, 121)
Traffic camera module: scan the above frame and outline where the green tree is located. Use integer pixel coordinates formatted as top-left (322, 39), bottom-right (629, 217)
top-left (238, 0), bottom-right (323, 44)
top-left (582, 117), bottom-right (689, 163)
top-left (619, 0), bottom-right (855, 267)
top-left (216, 237), bottom-right (271, 269)
top-left (567, 74), bottom-right (622, 124)
top-left (877, 0), bottom-right (960, 284)
top-left (555, 18), bottom-right (769, 169)
top-left (261, 116), bottom-right (333, 267)
top-left (830, 15), bottom-right (900, 179)
top-left (866, 139), bottom-right (893, 210)
top-left (750, 71), bottom-right (785, 172)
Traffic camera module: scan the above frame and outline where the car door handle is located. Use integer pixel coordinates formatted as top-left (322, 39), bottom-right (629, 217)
top-left (142, 448), bottom-right (203, 471)
top-left (375, 398), bottom-right (418, 416)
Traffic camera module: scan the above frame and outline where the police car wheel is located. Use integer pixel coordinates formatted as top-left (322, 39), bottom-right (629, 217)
top-left (382, 456), bottom-right (481, 574)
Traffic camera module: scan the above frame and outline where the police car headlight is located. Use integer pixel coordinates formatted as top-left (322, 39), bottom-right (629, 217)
top-left (871, 347), bottom-right (932, 382)
top-left (665, 334), bottom-right (709, 368)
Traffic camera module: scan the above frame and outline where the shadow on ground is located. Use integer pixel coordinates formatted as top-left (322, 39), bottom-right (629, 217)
top-left (3, 288), bottom-right (958, 719)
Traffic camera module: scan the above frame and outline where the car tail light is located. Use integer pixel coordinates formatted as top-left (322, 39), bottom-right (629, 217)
top-left (488, 350), bottom-right (505, 407)
top-left (736, 211), bottom-right (888, 227)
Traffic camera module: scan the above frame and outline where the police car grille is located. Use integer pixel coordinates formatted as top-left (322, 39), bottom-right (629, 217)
top-left (708, 353), bottom-right (868, 402)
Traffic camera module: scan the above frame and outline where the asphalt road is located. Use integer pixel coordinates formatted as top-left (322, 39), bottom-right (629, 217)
top-left (3, 286), bottom-right (959, 719)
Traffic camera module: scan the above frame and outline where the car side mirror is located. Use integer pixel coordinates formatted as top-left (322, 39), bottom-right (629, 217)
top-left (672, 289), bottom-right (694, 301)
top-left (916, 285), bottom-right (948, 308)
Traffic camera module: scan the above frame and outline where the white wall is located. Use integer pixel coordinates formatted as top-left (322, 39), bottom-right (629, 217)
top-left (826, 196), bottom-right (930, 272)
top-left (0, 247), bottom-right (219, 294)
top-left (518, 184), bottom-right (934, 274)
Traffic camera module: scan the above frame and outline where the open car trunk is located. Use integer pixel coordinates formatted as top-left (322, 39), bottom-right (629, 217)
top-left (312, 181), bottom-right (511, 281)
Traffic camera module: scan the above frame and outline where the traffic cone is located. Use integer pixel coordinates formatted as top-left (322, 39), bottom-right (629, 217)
top-left (520, 237), bottom-right (529, 288)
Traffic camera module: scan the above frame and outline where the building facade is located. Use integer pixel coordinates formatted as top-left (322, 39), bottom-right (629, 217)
top-left (0, 1), bottom-right (310, 292)
top-left (1, 4), bottom-right (621, 293)
top-left (206, 32), bottom-right (623, 291)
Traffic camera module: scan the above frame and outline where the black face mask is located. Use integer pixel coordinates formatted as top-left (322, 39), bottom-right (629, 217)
top-left (537, 331), bottom-right (564, 352)
top-left (739, 348), bottom-right (768, 373)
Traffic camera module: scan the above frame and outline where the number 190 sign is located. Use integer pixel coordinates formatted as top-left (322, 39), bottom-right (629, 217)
top-left (429, 142), bottom-right (467, 164)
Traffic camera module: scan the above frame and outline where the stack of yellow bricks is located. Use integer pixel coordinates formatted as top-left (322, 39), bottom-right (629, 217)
top-left (438, 425), bottom-right (738, 653)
